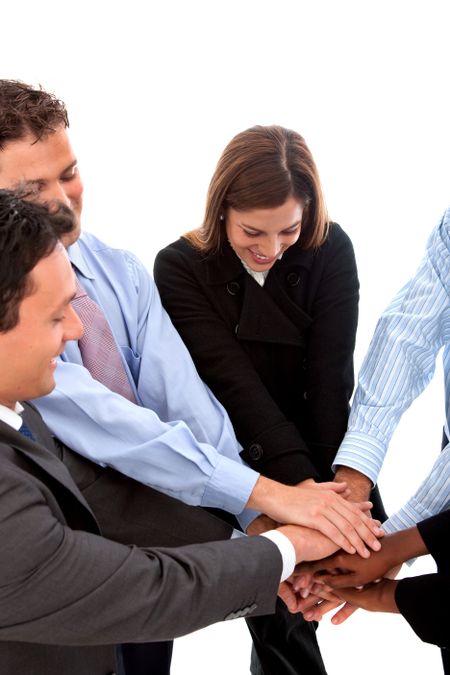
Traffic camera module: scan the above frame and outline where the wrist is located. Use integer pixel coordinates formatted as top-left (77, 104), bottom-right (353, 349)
top-left (334, 466), bottom-right (372, 502)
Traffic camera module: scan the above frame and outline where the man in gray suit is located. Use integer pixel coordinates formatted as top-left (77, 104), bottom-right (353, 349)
top-left (0, 190), bottom-right (338, 675)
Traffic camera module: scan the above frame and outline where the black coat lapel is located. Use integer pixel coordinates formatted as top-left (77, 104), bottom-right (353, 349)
top-left (204, 242), bottom-right (312, 346)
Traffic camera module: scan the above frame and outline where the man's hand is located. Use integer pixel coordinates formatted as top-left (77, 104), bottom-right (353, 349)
top-left (247, 476), bottom-right (383, 557)
top-left (334, 466), bottom-right (372, 503)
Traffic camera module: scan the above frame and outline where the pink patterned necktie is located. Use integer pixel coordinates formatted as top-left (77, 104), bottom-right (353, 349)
top-left (71, 277), bottom-right (136, 402)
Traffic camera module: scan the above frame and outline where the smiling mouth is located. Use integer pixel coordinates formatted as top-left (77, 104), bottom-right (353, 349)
top-left (249, 250), bottom-right (278, 264)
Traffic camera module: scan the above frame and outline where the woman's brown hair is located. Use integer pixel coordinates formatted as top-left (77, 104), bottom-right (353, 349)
top-left (185, 125), bottom-right (329, 253)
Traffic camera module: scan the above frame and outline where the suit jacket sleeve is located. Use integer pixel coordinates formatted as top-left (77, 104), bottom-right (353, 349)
top-left (0, 461), bottom-right (281, 645)
top-left (394, 509), bottom-right (450, 649)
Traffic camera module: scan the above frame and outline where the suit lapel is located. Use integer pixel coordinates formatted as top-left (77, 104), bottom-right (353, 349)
top-left (0, 411), bottom-right (98, 527)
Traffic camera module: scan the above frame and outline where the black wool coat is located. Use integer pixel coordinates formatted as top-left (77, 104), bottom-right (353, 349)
top-left (154, 223), bottom-right (360, 485)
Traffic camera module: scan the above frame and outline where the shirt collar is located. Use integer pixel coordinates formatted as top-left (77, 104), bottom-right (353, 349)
top-left (68, 238), bottom-right (95, 280)
top-left (0, 402), bottom-right (24, 430)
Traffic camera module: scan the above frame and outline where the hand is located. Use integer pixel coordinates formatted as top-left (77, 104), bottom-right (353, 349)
top-left (334, 466), bottom-right (372, 503)
top-left (333, 579), bottom-right (400, 614)
top-left (247, 475), bottom-right (383, 557)
top-left (292, 585), bottom-right (346, 619)
top-left (294, 526), bottom-right (424, 590)
top-left (277, 524), bottom-right (339, 563)
top-left (246, 514), bottom-right (278, 536)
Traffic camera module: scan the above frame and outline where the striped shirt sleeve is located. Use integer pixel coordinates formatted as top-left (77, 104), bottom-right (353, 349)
top-left (333, 208), bottom-right (450, 528)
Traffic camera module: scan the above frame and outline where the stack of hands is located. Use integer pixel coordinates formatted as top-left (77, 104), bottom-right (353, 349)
top-left (246, 474), bottom-right (417, 624)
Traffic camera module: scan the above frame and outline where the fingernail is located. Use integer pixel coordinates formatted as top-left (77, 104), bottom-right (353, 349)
top-left (300, 589), bottom-right (309, 599)
top-left (372, 539), bottom-right (381, 550)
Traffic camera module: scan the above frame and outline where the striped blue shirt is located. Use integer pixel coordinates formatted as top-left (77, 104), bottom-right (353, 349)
top-left (334, 207), bottom-right (450, 532)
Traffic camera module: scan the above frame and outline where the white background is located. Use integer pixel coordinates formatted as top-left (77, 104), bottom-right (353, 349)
top-left (1, 1), bottom-right (448, 672)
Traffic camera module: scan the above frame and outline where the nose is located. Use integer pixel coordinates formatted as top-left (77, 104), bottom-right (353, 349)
top-left (260, 236), bottom-right (281, 258)
top-left (65, 304), bottom-right (84, 342)
top-left (46, 183), bottom-right (72, 210)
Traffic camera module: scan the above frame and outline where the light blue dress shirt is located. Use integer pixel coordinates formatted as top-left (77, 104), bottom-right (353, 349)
top-left (334, 208), bottom-right (450, 532)
top-left (35, 232), bottom-right (259, 528)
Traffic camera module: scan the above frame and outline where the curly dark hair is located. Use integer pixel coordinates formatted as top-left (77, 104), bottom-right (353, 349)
top-left (0, 79), bottom-right (69, 150)
top-left (0, 189), bottom-right (75, 332)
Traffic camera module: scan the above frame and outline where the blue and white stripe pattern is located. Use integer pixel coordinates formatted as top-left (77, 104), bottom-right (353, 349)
top-left (334, 207), bottom-right (450, 532)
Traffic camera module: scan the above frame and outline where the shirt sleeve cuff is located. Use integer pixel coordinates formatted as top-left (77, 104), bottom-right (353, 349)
top-left (261, 530), bottom-right (296, 582)
top-left (201, 455), bottom-right (260, 514)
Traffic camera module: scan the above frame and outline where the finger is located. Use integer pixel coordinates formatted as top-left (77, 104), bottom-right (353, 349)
top-left (328, 501), bottom-right (384, 555)
top-left (294, 592), bottom-right (325, 614)
top-left (278, 581), bottom-right (299, 612)
top-left (304, 598), bottom-right (342, 622)
top-left (314, 573), bottom-right (358, 589)
top-left (315, 481), bottom-right (347, 493)
top-left (330, 602), bottom-right (358, 625)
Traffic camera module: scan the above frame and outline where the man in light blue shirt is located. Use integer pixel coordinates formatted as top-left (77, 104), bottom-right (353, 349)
top-left (334, 207), bottom-right (450, 531)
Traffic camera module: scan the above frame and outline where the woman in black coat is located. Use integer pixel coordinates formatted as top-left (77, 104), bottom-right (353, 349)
top-left (154, 125), bottom-right (385, 675)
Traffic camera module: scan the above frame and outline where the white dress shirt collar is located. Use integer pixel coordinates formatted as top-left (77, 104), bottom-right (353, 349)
top-left (0, 401), bottom-right (24, 430)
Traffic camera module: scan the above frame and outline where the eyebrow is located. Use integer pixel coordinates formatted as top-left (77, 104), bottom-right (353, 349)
top-left (239, 220), bottom-right (302, 233)
top-left (53, 291), bottom-right (77, 313)
top-left (15, 160), bottom-right (78, 189)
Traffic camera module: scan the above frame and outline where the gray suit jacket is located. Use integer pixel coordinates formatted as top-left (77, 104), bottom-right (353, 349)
top-left (0, 403), bottom-right (281, 675)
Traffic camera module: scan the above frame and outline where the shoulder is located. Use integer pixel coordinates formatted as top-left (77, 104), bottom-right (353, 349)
top-left (156, 237), bottom-right (203, 264)
top-left (281, 222), bottom-right (355, 272)
top-left (78, 231), bottom-right (143, 267)
top-left (321, 222), bottom-right (355, 254)
top-left (155, 237), bottom-right (208, 279)
top-left (77, 231), bottom-right (151, 292)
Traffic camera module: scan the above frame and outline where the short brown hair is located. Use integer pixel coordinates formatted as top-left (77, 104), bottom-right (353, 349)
top-left (0, 190), bottom-right (74, 332)
top-left (186, 125), bottom-right (329, 253)
top-left (0, 79), bottom-right (69, 150)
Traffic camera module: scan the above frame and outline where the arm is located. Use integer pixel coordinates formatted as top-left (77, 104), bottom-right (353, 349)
top-left (36, 247), bottom-right (260, 523)
top-left (334, 212), bottom-right (450, 491)
top-left (0, 465), bottom-right (281, 645)
top-left (296, 525), bottom-right (426, 588)
top-left (383, 441), bottom-right (450, 532)
top-left (299, 224), bottom-right (360, 479)
top-left (154, 240), bottom-right (318, 484)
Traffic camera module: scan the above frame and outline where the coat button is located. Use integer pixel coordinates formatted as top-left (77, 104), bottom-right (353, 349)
top-left (227, 281), bottom-right (240, 295)
top-left (286, 272), bottom-right (300, 287)
top-left (248, 443), bottom-right (263, 460)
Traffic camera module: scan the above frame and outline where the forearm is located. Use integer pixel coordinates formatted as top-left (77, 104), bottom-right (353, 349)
top-left (334, 465), bottom-right (372, 502)
top-left (36, 363), bottom-right (259, 513)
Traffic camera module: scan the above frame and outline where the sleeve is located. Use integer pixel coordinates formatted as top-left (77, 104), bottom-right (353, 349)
top-left (0, 467), bottom-right (281, 645)
top-left (154, 242), bottom-right (319, 485)
top-left (382, 444), bottom-right (450, 532)
top-left (391, 510), bottom-right (450, 649)
top-left (301, 224), bottom-right (359, 478)
top-left (395, 571), bottom-right (450, 649)
top-left (334, 212), bottom-right (450, 484)
top-left (34, 254), bottom-right (260, 520)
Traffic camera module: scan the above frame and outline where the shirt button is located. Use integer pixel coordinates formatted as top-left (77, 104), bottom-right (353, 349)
top-left (286, 272), bottom-right (300, 287)
top-left (248, 443), bottom-right (263, 460)
top-left (227, 281), bottom-right (241, 295)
